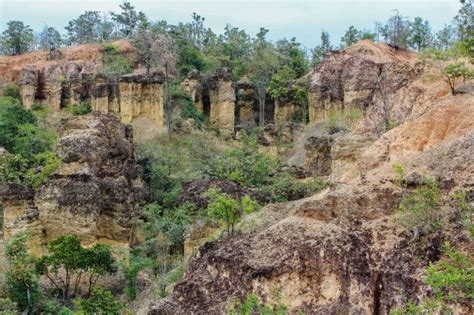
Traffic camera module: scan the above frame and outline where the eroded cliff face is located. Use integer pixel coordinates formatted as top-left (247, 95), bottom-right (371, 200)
top-left (1, 112), bottom-right (145, 250)
top-left (150, 41), bottom-right (474, 314)
top-left (308, 40), bottom-right (424, 135)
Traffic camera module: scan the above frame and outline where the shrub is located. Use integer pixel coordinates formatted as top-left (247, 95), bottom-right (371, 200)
top-left (265, 174), bottom-right (326, 202)
top-left (36, 235), bottom-right (117, 301)
top-left (205, 188), bottom-right (241, 237)
top-left (3, 83), bottom-right (20, 99)
top-left (453, 189), bottom-right (474, 236)
top-left (209, 132), bottom-right (278, 188)
top-left (227, 292), bottom-right (288, 315)
top-left (0, 298), bottom-right (18, 315)
top-left (0, 96), bottom-right (37, 152)
top-left (65, 102), bottom-right (92, 115)
top-left (5, 233), bottom-right (40, 313)
top-left (102, 44), bottom-right (131, 82)
top-left (399, 176), bottom-right (442, 231)
top-left (425, 242), bottom-right (474, 305)
top-left (75, 286), bottom-right (121, 315)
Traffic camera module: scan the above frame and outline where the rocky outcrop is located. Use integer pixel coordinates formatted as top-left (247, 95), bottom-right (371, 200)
top-left (308, 40), bottom-right (424, 134)
top-left (180, 70), bottom-right (203, 112)
top-left (119, 73), bottom-right (165, 128)
top-left (208, 68), bottom-right (236, 138)
top-left (235, 79), bottom-right (258, 129)
top-left (1, 113), bottom-right (145, 249)
top-left (150, 41), bottom-right (474, 314)
top-left (34, 112), bottom-right (145, 245)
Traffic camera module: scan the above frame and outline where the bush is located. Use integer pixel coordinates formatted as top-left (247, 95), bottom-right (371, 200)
top-left (3, 83), bottom-right (20, 99)
top-left (453, 189), bottom-right (473, 236)
top-left (65, 102), bottom-right (92, 115)
top-left (0, 96), bottom-right (37, 152)
top-left (5, 233), bottom-right (40, 313)
top-left (102, 44), bottom-right (132, 82)
top-left (0, 298), bottom-right (18, 315)
top-left (399, 176), bottom-right (442, 232)
top-left (205, 189), bottom-right (241, 237)
top-left (227, 292), bottom-right (288, 315)
top-left (36, 234), bottom-right (117, 302)
top-left (425, 242), bottom-right (474, 305)
top-left (209, 132), bottom-right (278, 188)
top-left (75, 286), bottom-right (121, 315)
top-left (265, 174), bottom-right (326, 202)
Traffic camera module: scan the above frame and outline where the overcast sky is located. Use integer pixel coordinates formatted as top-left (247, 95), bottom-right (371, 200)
top-left (0, 0), bottom-right (461, 49)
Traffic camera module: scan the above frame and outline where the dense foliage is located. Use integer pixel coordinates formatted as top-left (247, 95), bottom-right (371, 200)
top-left (0, 95), bottom-right (59, 189)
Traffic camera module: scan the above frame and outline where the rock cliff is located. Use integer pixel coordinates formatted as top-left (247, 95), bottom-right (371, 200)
top-left (1, 112), bottom-right (145, 249)
top-left (149, 41), bottom-right (474, 314)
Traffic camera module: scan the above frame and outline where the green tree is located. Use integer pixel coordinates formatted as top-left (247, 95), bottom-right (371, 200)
top-left (409, 17), bottom-right (432, 51)
top-left (249, 27), bottom-right (279, 125)
top-left (340, 25), bottom-right (361, 48)
top-left (102, 43), bottom-right (131, 83)
top-left (205, 189), bottom-right (241, 237)
top-left (0, 21), bottom-right (33, 55)
top-left (111, 0), bottom-right (140, 37)
top-left (382, 10), bottom-right (411, 48)
top-left (5, 233), bottom-right (40, 313)
top-left (75, 286), bottom-right (121, 315)
top-left (36, 235), bottom-right (117, 302)
top-left (434, 24), bottom-right (456, 51)
top-left (275, 37), bottom-right (309, 77)
top-left (443, 62), bottom-right (471, 95)
top-left (38, 25), bottom-right (62, 59)
top-left (454, 0), bottom-right (474, 57)
top-left (311, 30), bottom-right (332, 66)
top-left (65, 11), bottom-right (101, 45)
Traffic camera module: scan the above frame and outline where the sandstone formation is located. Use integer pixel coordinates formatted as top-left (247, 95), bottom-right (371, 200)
top-left (150, 41), bottom-right (474, 314)
top-left (235, 78), bottom-right (258, 129)
top-left (308, 40), bottom-right (424, 135)
top-left (208, 68), bottom-right (236, 138)
top-left (1, 112), bottom-right (145, 249)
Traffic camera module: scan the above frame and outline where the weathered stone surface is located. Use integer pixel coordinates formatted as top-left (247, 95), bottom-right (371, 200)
top-left (308, 40), bottom-right (423, 134)
top-left (180, 70), bottom-right (203, 112)
top-left (34, 112), bottom-right (145, 245)
top-left (236, 78), bottom-right (258, 129)
top-left (209, 68), bottom-right (235, 138)
top-left (119, 73), bottom-right (165, 129)
top-left (19, 66), bottom-right (38, 109)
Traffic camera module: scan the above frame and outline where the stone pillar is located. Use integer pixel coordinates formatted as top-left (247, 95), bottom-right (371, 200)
top-left (19, 66), bottom-right (38, 109)
top-left (180, 70), bottom-right (203, 112)
top-left (43, 64), bottom-right (64, 110)
top-left (236, 79), bottom-right (258, 129)
top-left (90, 75), bottom-right (109, 113)
top-left (119, 73), bottom-right (165, 128)
top-left (208, 68), bottom-right (235, 138)
top-left (0, 183), bottom-right (43, 256)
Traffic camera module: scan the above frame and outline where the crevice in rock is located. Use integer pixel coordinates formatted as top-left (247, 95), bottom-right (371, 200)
top-left (372, 272), bottom-right (383, 315)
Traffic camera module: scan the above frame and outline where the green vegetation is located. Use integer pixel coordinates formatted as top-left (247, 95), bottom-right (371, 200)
top-left (4, 233), bottom-right (118, 313)
top-left (205, 188), bottom-right (261, 237)
top-left (4, 233), bottom-right (40, 313)
top-left (228, 292), bottom-right (289, 315)
top-left (454, 189), bottom-right (474, 236)
top-left (443, 62), bottom-right (473, 95)
top-left (102, 43), bottom-right (132, 82)
top-left (0, 95), bottom-right (59, 190)
top-left (65, 102), bottom-right (92, 116)
top-left (399, 176), bottom-right (442, 232)
top-left (36, 234), bottom-right (117, 302)
top-left (393, 242), bottom-right (474, 314)
top-left (75, 286), bottom-right (122, 315)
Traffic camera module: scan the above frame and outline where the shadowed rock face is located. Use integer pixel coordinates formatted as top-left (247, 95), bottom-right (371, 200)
top-left (34, 112), bottom-right (145, 245)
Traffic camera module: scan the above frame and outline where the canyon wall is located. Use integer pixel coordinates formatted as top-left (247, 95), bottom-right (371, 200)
top-left (1, 112), bottom-right (146, 251)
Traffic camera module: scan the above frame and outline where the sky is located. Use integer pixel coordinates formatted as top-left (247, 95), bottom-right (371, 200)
top-left (0, 0), bottom-right (462, 49)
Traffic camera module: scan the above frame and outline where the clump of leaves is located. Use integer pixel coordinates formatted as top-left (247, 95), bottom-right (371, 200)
top-left (75, 286), bottom-right (121, 315)
top-left (399, 176), bottom-right (442, 231)
top-left (227, 292), bottom-right (288, 315)
top-left (425, 242), bottom-right (474, 305)
top-left (65, 102), bottom-right (92, 116)
top-left (453, 189), bottom-right (474, 236)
